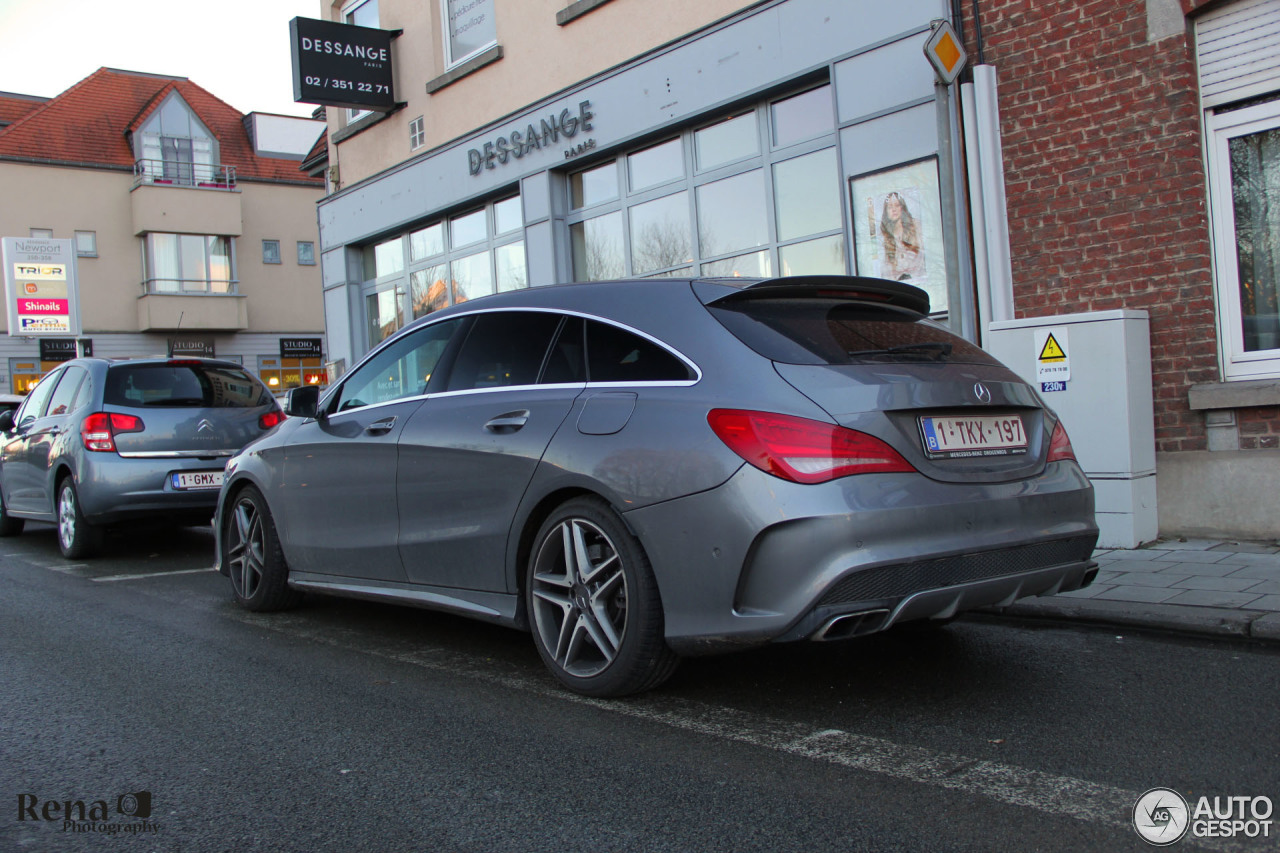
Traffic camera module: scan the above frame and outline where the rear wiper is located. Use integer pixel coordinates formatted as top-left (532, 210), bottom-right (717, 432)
top-left (846, 342), bottom-right (952, 362)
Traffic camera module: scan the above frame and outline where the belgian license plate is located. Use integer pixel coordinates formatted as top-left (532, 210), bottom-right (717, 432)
top-left (172, 471), bottom-right (224, 490)
top-left (919, 414), bottom-right (1027, 458)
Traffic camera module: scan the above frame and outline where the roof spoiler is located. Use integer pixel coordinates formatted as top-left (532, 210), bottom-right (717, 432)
top-left (702, 275), bottom-right (930, 316)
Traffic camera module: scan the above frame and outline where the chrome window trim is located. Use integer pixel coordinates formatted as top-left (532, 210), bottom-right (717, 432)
top-left (118, 450), bottom-right (236, 459)
top-left (321, 304), bottom-right (703, 418)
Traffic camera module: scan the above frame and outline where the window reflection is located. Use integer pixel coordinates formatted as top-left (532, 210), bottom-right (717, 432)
top-left (697, 170), bottom-right (767, 258)
top-left (571, 212), bottom-right (625, 281)
top-left (771, 85), bottom-right (834, 148)
top-left (629, 192), bottom-right (691, 275)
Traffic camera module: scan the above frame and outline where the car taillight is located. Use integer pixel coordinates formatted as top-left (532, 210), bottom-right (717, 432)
top-left (81, 412), bottom-right (144, 453)
top-left (1046, 420), bottom-right (1077, 463)
top-left (259, 410), bottom-right (284, 429)
top-left (707, 409), bottom-right (915, 484)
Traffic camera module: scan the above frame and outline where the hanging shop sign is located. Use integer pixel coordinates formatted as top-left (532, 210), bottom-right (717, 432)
top-left (280, 338), bottom-right (324, 359)
top-left (290, 17), bottom-right (397, 112)
top-left (2, 237), bottom-right (81, 337)
top-left (39, 338), bottom-right (92, 361)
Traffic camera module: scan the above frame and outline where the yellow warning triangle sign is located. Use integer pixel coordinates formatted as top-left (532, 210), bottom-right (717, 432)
top-left (1039, 333), bottom-right (1066, 361)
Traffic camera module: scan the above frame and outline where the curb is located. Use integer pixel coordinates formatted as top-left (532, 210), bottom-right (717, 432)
top-left (976, 598), bottom-right (1280, 644)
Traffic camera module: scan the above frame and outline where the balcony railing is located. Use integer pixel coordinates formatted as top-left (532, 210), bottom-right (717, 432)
top-left (133, 160), bottom-right (237, 190)
top-left (141, 278), bottom-right (239, 295)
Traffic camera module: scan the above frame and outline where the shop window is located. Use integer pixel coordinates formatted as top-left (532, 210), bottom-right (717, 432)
top-left (75, 231), bottom-right (97, 257)
top-left (360, 193), bottom-right (524, 349)
top-left (10, 361), bottom-right (43, 395)
top-left (442, 0), bottom-right (497, 68)
top-left (259, 357), bottom-right (327, 392)
top-left (1207, 98), bottom-right (1280, 379)
top-left (568, 85), bottom-right (843, 282)
top-left (263, 240), bottom-right (281, 265)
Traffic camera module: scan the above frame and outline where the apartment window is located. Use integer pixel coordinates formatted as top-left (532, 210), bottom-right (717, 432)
top-left (136, 93), bottom-right (219, 186)
top-left (343, 0), bottom-right (380, 124)
top-left (1207, 98), bottom-right (1280, 380)
top-left (143, 233), bottom-right (234, 293)
top-left (443, 0), bottom-right (496, 67)
top-left (297, 242), bottom-right (316, 265)
top-left (410, 116), bottom-right (426, 150)
top-left (29, 228), bottom-right (52, 238)
top-left (263, 240), bottom-right (282, 265)
top-left (74, 231), bottom-right (97, 257)
top-left (568, 84), bottom-right (845, 283)
top-left (360, 192), bottom-right (524, 349)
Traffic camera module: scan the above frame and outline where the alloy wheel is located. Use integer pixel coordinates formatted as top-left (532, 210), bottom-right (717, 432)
top-left (58, 482), bottom-right (77, 552)
top-left (226, 495), bottom-right (266, 601)
top-left (530, 517), bottom-right (629, 678)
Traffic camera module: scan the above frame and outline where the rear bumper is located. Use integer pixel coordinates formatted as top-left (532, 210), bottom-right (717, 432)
top-left (76, 455), bottom-right (226, 525)
top-left (623, 461), bottom-right (1099, 654)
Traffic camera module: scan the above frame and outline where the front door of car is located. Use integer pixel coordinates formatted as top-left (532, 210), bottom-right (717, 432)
top-left (275, 318), bottom-right (464, 582)
top-left (1, 367), bottom-right (67, 514)
top-left (397, 312), bottom-right (583, 592)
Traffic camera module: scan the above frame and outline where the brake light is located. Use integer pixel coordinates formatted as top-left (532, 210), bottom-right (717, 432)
top-left (259, 410), bottom-right (284, 429)
top-left (81, 412), bottom-right (144, 453)
top-left (708, 409), bottom-right (914, 484)
top-left (1047, 420), bottom-right (1077, 463)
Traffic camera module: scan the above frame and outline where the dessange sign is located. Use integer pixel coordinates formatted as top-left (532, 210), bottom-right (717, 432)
top-left (290, 17), bottom-right (396, 112)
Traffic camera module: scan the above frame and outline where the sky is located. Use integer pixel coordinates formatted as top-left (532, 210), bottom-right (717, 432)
top-left (0, 0), bottom-right (324, 117)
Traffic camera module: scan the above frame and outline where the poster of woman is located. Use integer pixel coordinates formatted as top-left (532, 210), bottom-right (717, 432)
top-left (850, 158), bottom-right (947, 313)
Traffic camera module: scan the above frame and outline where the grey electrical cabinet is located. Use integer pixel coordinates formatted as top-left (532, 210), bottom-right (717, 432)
top-left (987, 310), bottom-right (1157, 548)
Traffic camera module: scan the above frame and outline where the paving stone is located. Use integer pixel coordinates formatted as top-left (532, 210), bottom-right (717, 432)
top-left (1224, 565), bottom-right (1280, 581)
top-left (1209, 542), bottom-right (1280, 555)
top-left (1103, 550), bottom-right (1167, 562)
top-left (1242, 580), bottom-right (1280, 595)
top-left (1152, 550), bottom-right (1234, 564)
top-left (1161, 590), bottom-right (1265, 608)
top-left (1092, 586), bottom-right (1183, 604)
top-left (1171, 576), bottom-right (1260, 592)
top-left (1056, 585), bottom-right (1115, 599)
top-left (1149, 539), bottom-right (1224, 551)
top-left (1155, 562), bottom-right (1244, 577)
top-left (1095, 559), bottom-right (1169, 574)
top-left (1247, 595), bottom-right (1280, 612)
top-left (1108, 572), bottom-right (1191, 588)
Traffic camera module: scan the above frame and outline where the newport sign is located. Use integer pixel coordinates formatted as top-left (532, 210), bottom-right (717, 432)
top-left (467, 100), bottom-right (595, 175)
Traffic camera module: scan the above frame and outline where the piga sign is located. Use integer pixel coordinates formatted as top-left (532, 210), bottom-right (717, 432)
top-left (2, 237), bottom-right (81, 337)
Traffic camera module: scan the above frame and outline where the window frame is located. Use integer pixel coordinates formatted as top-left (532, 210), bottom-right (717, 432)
top-left (1206, 98), bottom-right (1280, 380)
top-left (297, 241), bottom-right (316, 265)
top-left (74, 230), bottom-right (97, 257)
top-left (441, 0), bottom-right (498, 69)
top-left (409, 116), bottom-right (426, 150)
top-left (142, 233), bottom-right (236, 294)
top-left (342, 0), bottom-right (380, 125)
top-left (263, 240), bottom-right (282, 265)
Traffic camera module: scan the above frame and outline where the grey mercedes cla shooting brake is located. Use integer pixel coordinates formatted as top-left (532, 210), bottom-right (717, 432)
top-left (0, 357), bottom-right (283, 559)
top-left (214, 276), bottom-right (1098, 697)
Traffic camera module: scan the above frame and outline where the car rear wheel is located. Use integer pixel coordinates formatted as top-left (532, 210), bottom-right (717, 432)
top-left (224, 486), bottom-right (301, 612)
top-left (527, 497), bottom-right (678, 697)
top-left (0, 491), bottom-right (24, 537)
top-left (57, 477), bottom-right (102, 559)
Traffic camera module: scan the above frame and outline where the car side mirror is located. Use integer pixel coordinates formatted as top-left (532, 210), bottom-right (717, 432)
top-left (284, 385), bottom-right (321, 420)
top-left (0, 410), bottom-right (14, 433)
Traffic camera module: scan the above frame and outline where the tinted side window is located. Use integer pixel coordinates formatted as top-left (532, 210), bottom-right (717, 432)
top-left (336, 319), bottom-right (462, 411)
top-left (446, 312), bottom-right (562, 392)
top-left (16, 370), bottom-right (61, 426)
top-left (46, 366), bottom-right (87, 416)
top-left (586, 320), bottom-right (692, 383)
top-left (540, 316), bottom-right (585, 384)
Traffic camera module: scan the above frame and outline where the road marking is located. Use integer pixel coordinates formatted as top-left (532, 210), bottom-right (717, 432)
top-left (91, 567), bottom-right (218, 583)
top-left (227, 610), bottom-right (1245, 852)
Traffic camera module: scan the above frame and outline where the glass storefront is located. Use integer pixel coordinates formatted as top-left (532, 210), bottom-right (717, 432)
top-left (567, 84), bottom-right (845, 282)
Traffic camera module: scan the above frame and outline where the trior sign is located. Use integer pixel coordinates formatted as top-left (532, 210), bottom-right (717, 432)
top-left (2, 237), bottom-right (81, 337)
top-left (290, 17), bottom-right (397, 112)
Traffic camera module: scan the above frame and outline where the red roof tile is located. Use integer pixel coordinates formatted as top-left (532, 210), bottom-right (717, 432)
top-left (0, 68), bottom-right (321, 185)
top-left (0, 93), bottom-right (49, 126)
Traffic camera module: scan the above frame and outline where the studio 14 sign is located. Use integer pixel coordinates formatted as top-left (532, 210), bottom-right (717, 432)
top-left (1, 237), bottom-right (81, 337)
top-left (290, 17), bottom-right (397, 112)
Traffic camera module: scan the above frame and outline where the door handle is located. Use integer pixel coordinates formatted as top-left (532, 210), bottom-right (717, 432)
top-left (365, 416), bottom-right (397, 436)
top-left (484, 410), bottom-right (530, 433)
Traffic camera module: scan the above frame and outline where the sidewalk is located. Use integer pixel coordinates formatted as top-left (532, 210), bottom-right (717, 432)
top-left (989, 538), bottom-right (1280, 642)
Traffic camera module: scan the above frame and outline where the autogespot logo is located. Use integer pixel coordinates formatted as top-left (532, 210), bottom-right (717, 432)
top-left (1134, 788), bottom-right (1190, 846)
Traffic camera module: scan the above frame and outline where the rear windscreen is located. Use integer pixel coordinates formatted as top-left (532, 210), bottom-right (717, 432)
top-left (707, 298), bottom-right (1002, 366)
top-left (104, 364), bottom-right (271, 408)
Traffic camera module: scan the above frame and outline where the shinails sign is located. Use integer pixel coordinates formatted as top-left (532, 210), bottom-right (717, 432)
top-left (467, 100), bottom-right (594, 175)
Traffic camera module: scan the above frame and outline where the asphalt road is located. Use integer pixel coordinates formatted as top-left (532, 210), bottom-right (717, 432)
top-left (2, 523), bottom-right (1277, 852)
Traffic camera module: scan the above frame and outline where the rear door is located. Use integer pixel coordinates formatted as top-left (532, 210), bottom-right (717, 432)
top-left (1, 368), bottom-right (65, 513)
top-left (397, 311), bottom-right (581, 591)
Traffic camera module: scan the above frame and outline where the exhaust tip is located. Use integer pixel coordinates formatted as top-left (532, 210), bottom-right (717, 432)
top-left (813, 609), bottom-right (891, 641)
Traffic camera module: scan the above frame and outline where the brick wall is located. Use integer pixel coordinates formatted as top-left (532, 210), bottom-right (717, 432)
top-left (1238, 407), bottom-right (1280, 449)
top-left (960, 0), bottom-right (1218, 452)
